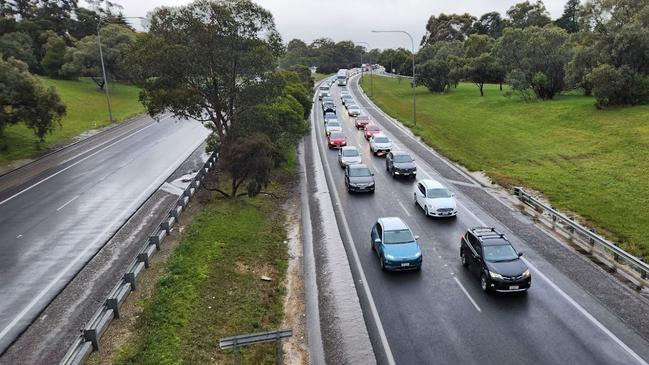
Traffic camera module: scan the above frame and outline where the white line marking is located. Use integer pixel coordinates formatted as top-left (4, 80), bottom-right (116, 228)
top-left (523, 257), bottom-right (648, 365)
top-left (0, 123), bottom-right (157, 207)
top-left (453, 277), bottom-right (482, 313)
top-left (56, 195), bottom-right (79, 211)
top-left (16, 234), bottom-right (22, 239)
top-left (397, 201), bottom-right (411, 216)
top-left (0, 135), bottom-right (204, 343)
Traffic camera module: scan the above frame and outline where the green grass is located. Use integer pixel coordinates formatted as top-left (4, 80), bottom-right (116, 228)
top-left (313, 72), bottom-right (329, 82)
top-left (0, 77), bottom-right (144, 167)
top-left (361, 75), bottom-right (649, 259)
top-left (114, 187), bottom-right (288, 365)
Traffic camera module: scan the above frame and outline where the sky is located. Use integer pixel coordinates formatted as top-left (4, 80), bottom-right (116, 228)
top-left (113, 0), bottom-right (569, 50)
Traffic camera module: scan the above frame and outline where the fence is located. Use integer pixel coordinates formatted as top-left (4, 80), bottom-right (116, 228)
top-left (58, 151), bottom-right (218, 365)
top-left (513, 187), bottom-right (649, 290)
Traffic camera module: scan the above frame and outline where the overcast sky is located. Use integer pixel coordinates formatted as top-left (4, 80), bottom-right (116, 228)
top-left (115, 0), bottom-right (569, 50)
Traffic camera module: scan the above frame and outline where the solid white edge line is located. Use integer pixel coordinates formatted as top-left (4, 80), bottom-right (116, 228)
top-left (0, 134), bottom-right (204, 343)
top-left (352, 74), bottom-right (649, 365)
top-left (312, 84), bottom-right (396, 365)
top-left (522, 257), bottom-right (648, 365)
top-left (0, 122), bottom-right (157, 206)
top-left (453, 277), bottom-right (482, 313)
top-left (55, 195), bottom-right (79, 212)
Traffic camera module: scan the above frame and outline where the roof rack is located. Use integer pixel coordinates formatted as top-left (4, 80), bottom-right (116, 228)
top-left (470, 227), bottom-right (506, 239)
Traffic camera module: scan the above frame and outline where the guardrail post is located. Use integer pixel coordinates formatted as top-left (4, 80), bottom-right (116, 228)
top-left (275, 332), bottom-right (282, 365)
top-left (106, 298), bottom-right (120, 319)
top-left (589, 237), bottom-right (596, 254)
top-left (233, 338), bottom-right (239, 365)
top-left (83, 329), bottom-right (99, 351)
top-left (137, 252), bottom-right (150, 269)
top-left (551, 214), bottom-right (557, 230)
top-left (150, 235), bottom-right (160, 250)
top-left (124, 272), bottom-right (136, 291)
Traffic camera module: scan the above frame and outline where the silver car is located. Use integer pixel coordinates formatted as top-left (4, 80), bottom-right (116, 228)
top-left (347, 105), bottom-right (361, 117)
top-left (338, 146), bottom-right (362, 168)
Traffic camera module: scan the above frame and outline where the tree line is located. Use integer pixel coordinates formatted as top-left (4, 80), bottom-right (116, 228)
top-left (376, 0), bottom-right (649, 108)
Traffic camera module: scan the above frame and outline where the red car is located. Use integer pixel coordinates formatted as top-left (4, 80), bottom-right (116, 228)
top-left (364, 124), bottom-right (381, 140)
top-left (328, 131), bottom-right (347, 149)
top-left (355, 115), bottom-right (371, 129)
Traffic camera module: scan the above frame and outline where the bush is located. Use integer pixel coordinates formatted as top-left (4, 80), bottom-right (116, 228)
top-left (589, 64), bottom-right (649, 108)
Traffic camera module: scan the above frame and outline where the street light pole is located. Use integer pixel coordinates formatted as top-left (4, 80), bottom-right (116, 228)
top-left (355, 41), bottom-right (373, 97)
top-left (371, 30), bottom-right (416, 127)
top-left (97, 16), bottom-right (145, 124)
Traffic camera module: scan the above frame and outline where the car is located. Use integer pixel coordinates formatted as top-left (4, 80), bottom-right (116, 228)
top-left (370, 217), bottom-right (422, 271)
top-left (338, 146), bottom-right (362, 167)
top-left (413, 179), bottom-right (457, 217)
top-left (324, 112), bottom-right (337, 123)
top-left (347, 104), bottom-right (361, 117)
top-left (386, 151), bottom-right (417, 178)
top-left (363, 124), bottom-right (381, 140)
top-left (322, 96), bottom-right (334, 104)
top-left (345, 101), bottom-right (357, 110)
top-left (460, 227), bottom-right (531, 293)
top-left (322, 101), bottom-right (336, 114)
top-left (325, 121), bottom-right (342, 136)
top-left (341, 94), bottom-right (354, 105)
top-left (369, 134), bottom-right (392, 155)
top-left (327, 131), bottom-right (347, 149)
top-left (345, 164), bottom-right (375, 193)
top-left (355, 115), bottom-right (371, 129)
top-left (319, 90), bottom-right (330, 100)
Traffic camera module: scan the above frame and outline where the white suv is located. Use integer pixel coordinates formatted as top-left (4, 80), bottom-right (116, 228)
top-left (369, 134), bottom-right (392, 156)
top-left (413, 179), bottom-right (457, 217)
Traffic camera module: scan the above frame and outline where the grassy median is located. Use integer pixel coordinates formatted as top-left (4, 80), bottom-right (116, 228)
top-left (361, 75), bottom-right (649, 258)
top-left (0, 77), bottom-right (144, 167)
top-left (113, 181), bottom-right (289, 365)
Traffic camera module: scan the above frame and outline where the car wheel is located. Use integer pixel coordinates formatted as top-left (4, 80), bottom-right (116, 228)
top-left (379, 255), bottom-right (386, 271)
top-left (460, 250), bottom-right (468, 267)
top-left (425, 206), bottom-right (429, 216)
top-left (391, 169), bottom-right (395, 178)
top-left (414, 193), bottom-right (418, 206)
top-left (371, 241), bottom-right (375, 251)
top-left (480, 273), bottom-right (489, 292)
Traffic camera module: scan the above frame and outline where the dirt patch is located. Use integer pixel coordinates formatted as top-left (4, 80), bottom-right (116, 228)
top-left (85, 185), bottom-right (214, 365)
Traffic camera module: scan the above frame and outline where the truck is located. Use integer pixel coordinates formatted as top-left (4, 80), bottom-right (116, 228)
top-left (337, 69), bottom-right (348, 86)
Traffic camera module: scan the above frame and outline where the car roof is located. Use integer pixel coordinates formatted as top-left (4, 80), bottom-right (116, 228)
top-left (341, 146), bottom-right (358, 151)
top-left (468, 227), bottom-right (509, 245)
top-left (372, 133), bottom-right (388, 139)
top-left (349, 163), bottom-right (368, 169)
top-left (391, 151), bottom-right (410, 157)
top-left (378, 217), bottom-right (409, 231)
top-left (357, 115), bottom-right (369, 119)
top-left (418, 178), bottom-right (445, 189)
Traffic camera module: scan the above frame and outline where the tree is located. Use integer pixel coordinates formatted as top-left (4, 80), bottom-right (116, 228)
top-left (506, 1), bottom-right (552, 28)
top-left (565, 43), bottom-right (599, 95)
top-left (588, 64), bottom-right (649, 108)
top-left (0, 57), bottom-right (66, 141)
top-left (471, 12), bottom-right (506, 38)
top-left (462, 35), bottom-right (503, 96)
top-left (422, 13), bottom-right (476, 45)
top-left (61, 23), bottom-right (136, 88)
top-left (130, 0), bottom-right (282, 141)
top-left (41, 32), bottom-right (68, 77)
top-left (219, 133), bottom-right (274, 197)
top-left (555, 0), bottom-right (581, 33)
top-left (418, 59), bottom-right (452, 93)
top-left (495, 26), bottom-right (570, 99)
top-left (0, 32), bottom-right (37, 70)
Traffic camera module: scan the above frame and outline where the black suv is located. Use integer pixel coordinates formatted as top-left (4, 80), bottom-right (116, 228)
top-left (385, 151), bottom-right (416, 178)
top-left (460, 227), bottom-right (531, 294)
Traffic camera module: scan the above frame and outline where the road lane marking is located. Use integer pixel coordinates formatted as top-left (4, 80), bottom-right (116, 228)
top-left (16, 234), bottom-right (22, 239)
top-left (0, 135), bottom-right (204, 344)
top-left (56, 195), bottom-right (79, 211)
top-left (0, 122), bottom-right (157, 207)
top-left (453, 277), bottom-right (482, 313)
top-left (522, 257), bottom-right (648, 365)
top-left (397, 201), bottom-right (411, 216)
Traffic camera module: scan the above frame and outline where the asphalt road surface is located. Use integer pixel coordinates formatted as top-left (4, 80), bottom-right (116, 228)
top-left (0, 115), bottom-right (209, 353)
top-left (311, 74), bottom-right (649, 365)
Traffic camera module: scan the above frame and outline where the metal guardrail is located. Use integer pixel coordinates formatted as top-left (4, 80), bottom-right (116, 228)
top-left (514, 187), bottom-right (649, 290)
top-left (58, 151), bottom-right (218, 365)
top-left (219, 328), bottom-right (292, 365)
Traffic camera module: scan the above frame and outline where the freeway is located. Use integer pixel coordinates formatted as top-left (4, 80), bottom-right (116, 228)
top-left (0, 115), bottom-right (209, 354)
top-left (311, 74), bottom-right (649, 364)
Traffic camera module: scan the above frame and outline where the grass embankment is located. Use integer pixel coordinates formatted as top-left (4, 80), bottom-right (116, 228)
top-left (0, 77), bottom-right (144, 167)
top-left (114, 181), bottom-right (289, 364)
top-left (360, 75), bottom-right (649, 258)
top-left (313, 72), bottom-right (329, 82)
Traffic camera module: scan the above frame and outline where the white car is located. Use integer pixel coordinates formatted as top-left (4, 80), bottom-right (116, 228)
top-left (325, 121), bottom-right (343, 136)
top-left (413, 179), bottom-right (457, 217)
top-left (347, 105), bottom-right (361, 116)
top-left (338, 146), bottom-right (362, 167)
top-left (369, 134), bottom-right (392, 155)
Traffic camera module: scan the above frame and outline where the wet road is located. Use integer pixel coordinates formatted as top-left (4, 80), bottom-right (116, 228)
top-left (0, 115), bottom-right (209, 353)
top-left (311, 75), bottom-right (649, 364)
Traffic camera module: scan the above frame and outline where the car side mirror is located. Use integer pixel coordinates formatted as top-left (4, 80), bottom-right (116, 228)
top-left (451, 193), bottom-right (456, 197)
top-left (374, 238), bottom-right (381, 244)
top-left (371, 173), bottom-right (375, 176)
top-left (518, 252), bottom-right (524, 257)
top-left (415, 235), bottom-right (420, 240)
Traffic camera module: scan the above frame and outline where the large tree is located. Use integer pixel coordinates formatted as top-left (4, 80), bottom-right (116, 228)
top-left (130, 0), bottom-right (282, 141)
top-left (471, 12), bottom-right (506, 38)
top-left (555, 0), bottom-right (581, 33)
top-left (421, 13), bottom-right (476, 45)
top-left (506, 1), bottom-right (552, 28)
top-left (462, 35), bottom-right (504, 96)
top-left (0, 57), bottom-right (66, 140)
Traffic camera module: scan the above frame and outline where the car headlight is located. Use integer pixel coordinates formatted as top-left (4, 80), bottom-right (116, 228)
top-left (521, 269), bottom-right (530, 278)
top-left (414, 251), bottom-right (422, 258)
top-left (489, 271), bottom-right (504, 280)
top-left (385, 254), bottom-right (396, 260)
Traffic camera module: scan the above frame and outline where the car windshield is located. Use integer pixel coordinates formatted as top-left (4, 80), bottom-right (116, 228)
top-left (393, 155), bottom-right (412, 163)
top-left (330, 132), bottom-right (345, 139)
top-left (349, 167), bottom-right (371, 177)
top-left (483, 244), bottom-right (519, 262)
top-left (427, 188), bottom-right (452, 198)
top-left (383, 229), bottom-right (415, 244)
top-left (350, 106), bottom-right (359, 110)
top-left (373, 137), bottom-right (389, 143)
top-left (366, 126), bottom-right (379, 131)
top-left (357, 115), bottom-right (369, 120)
top-left (327, 122), bottom-right (340, 128)
top-left (342, 149), bottom-right (359, 157)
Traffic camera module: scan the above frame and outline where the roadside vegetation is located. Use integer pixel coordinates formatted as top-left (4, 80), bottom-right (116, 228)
top-left (0, 77), bottom-right (143, 166)
top-left (360, 75), bottom-right (649, 259)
